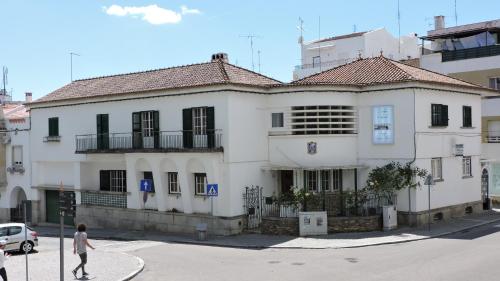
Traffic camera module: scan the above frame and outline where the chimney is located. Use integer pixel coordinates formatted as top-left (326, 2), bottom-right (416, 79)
top-left (211, 53), bottom-right (229, 63)
top-left (434, 15), bottom-right (445, 30)
top-left (25, 92), bottom-right (32, 103)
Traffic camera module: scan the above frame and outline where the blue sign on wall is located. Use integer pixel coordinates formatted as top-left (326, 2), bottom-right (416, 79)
top-left (140, 179), bottom-right (153, 192)
top-left (207, 184), bottom-right (218, 196)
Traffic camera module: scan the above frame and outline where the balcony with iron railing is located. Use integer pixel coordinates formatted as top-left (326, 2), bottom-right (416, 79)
top-left (483, 134), bottom-right (500, 143)
top-left (75, 129), bottom-right (223, 153)
top-left (441, 44), bottom-right (500, 62)
top-left (294, 58), bottom-right (356, 71)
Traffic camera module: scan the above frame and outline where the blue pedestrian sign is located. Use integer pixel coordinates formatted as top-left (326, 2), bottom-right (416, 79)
top-left (207, 184), bottom-right (218, 197)
top-left (140, 179), bottom-right (153, 192)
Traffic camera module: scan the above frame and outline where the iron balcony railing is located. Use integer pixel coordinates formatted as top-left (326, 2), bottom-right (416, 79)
top-left (75, 129), bottom-right (223, 153)
top-left (483, 134), bottom-right (500, 143)
top-left (295, 58), bottom-right (356, 70)
top-left (442, 44), bottom-right (500, 62)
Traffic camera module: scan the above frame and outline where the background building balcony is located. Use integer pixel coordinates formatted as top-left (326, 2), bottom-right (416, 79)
top-left (75, 129), bottom-right (223, 153)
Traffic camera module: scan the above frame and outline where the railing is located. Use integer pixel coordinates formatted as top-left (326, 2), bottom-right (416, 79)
top-left (295, 58), bottom-right (356, 70)
top-left (76, 129), bottom-right (223, 153)
top-left (262, 191), bottom-right (396, 218)
top-left (484, 135), bottom-right (500, 143)
top-left (81, 190), bottom-right (127, 208)
top-left (442, 44), bottom-right (500, 62)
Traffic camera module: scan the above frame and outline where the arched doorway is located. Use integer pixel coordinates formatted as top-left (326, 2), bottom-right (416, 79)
top-left (481, 169), bottom-right (490, 210)
top-left (10, 187), bottom-right (27, 222)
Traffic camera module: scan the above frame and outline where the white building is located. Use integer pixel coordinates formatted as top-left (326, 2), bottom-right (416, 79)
top-left (24, 53), bottom-right (493, 234)
top-left (419, 16), bottom-right (500, 206)
top-left (0, 93), bottom-right (32, 223)
top-left (293, 28), bottom-right (420, 80)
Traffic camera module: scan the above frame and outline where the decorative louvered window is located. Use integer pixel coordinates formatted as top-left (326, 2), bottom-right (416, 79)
top-left (291, 105), bottom-right (357, 135)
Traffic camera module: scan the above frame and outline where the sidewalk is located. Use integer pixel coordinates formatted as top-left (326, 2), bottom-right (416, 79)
top-left (7, 238), bottom-right (144, 281)
top-left (36, 210), bottom-right (500, 250)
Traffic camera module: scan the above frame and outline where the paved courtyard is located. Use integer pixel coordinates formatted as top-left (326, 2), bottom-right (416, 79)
top-left (7, 237), bottom-right (144, 281)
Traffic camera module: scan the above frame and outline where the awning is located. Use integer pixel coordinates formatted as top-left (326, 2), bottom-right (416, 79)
top-left (261, 164), bottom-right (368, 171)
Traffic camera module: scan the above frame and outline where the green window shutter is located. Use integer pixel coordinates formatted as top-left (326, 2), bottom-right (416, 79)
top-left (153, 111), bottom-right (160, 148)
top-left (48, 117), bottom-right (59, 136)
top-left (442, 105), bottom-right (449, 126)
top-left (183, 108), bottom-right (193, 148)
top-left (99, 170), bottom-right (111, 191)
top-left (206, 107), bottom-right (215, 148)
top-left (132, 112), bottom-right (142, 149)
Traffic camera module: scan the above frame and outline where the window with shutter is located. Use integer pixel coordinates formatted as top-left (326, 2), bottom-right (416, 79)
top-left (48, 117), bottom-right (59, 136)
top-left (431, 104), bottom-right (448, 127)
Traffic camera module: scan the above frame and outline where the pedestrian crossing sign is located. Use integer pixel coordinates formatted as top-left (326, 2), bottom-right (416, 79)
top-left (207, 184), bottom-right (218, 196)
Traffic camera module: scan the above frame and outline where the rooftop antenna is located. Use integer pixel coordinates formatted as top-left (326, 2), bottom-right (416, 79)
top-left (70, 52), bottom-right (80, 82)
top-left (353, 24), bottom-right (357, 33)
top-left (318, 16), bottom-right (322, 72)
top-left (397, 0), bottom-right (401, 55)
top-left (239, 34), bottom-right (261, 71)
top-left (454, 0), bottom-right (458, 26)
top-left (297, 17), bottom-right (305, 44)
top-left (257, 50), bottom-right (261, 73)
top-left (2, 66), bottom-right (7, 97)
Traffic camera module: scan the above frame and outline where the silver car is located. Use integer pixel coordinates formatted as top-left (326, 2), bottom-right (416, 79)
top-left (0, 223), bottom-right (38, 252)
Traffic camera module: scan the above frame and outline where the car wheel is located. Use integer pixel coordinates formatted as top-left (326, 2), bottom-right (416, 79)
top-left (20, 241), bottom-right (33, 253)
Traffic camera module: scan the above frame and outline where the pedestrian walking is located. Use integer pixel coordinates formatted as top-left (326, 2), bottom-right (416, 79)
top-left (0, 240), bottom-right (10, 281)
top-left (72, 224), bottom-right (95, 278)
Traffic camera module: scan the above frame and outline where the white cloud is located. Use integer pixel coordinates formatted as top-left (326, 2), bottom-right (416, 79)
top-left (181, 5), bottom-right (201, 15)
top-left (104, 4), bottom-right (201, 25)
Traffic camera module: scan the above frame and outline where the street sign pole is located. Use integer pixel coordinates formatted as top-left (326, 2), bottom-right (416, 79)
top-left (59, 183), bottom-right (64, 281)
top-left (424, 175), bottom-right (434, 232)
top-left (23, 201), bottom-right (28, 281)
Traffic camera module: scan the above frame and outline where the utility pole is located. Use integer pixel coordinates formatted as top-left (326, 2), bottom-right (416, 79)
top-left (70, 52), bottom-right (80, 82)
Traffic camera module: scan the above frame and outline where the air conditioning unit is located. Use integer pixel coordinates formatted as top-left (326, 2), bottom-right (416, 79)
top-left (454, 144), bottom-right (464, 156)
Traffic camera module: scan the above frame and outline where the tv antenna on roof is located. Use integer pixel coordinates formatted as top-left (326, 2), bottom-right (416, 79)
top-left (257, 50), bottom-right (261, 73)
top-left (239, 34), bottom-right (261, 71)
top-left (454, 0), bottom-right (458, 26)
top-left (2, 66), bottom-right (7, 96)
top-left (70, 52), bottom-right (81, 82)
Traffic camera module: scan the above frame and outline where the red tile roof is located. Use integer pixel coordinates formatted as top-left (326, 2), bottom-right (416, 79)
top-left (3, 103), bottom-right (29, 120)
top-left (33, 60), bottom-right (282, 104)
top-left (292, 56), bottom-right (484, 90)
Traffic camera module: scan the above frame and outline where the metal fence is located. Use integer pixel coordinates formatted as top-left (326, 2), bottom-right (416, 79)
top-left (261, 191), bottom-right (396, 218)
top-left (81, 190), bottom-right (128, 208)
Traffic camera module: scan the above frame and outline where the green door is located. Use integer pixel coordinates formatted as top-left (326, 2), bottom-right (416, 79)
top-left (45, 190), bottom-right (74, 226)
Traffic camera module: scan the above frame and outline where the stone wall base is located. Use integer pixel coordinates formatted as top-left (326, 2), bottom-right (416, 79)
top-left (261, 217), bottom-right (299, 236)
top-left (328, 216), bottom-right (381, 233)
top-left (261, 215), bottom-right (381, 236)
top-left (76, 205), bottom-right (245, 236)
top-left (398, 201), bottom-right (483, 227)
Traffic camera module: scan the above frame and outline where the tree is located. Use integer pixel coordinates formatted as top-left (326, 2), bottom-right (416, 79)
top-left (365, 162), bottom-right (427, 204)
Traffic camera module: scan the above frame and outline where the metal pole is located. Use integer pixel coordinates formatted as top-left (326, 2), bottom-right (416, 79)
top-left (23, 201), bottom-right (28, 281)
top-left (60, 208), bottom-right (64, 281)
top-left (59, 185), bottom-right (65, 281)
top-left (428, 184), bottom-right (431, 231)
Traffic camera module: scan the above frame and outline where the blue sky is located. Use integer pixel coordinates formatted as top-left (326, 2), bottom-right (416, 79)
top-left (1, 0), bottom-right (499, 100)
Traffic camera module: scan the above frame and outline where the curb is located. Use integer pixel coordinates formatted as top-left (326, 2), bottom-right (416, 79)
top-left (37, 216), bottom-right (500, 250)
top-left (119, 254), bottom-right (145, 281)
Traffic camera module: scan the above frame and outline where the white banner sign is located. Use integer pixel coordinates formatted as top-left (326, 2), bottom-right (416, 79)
top-left (372, 105), bottom-right (394, 144)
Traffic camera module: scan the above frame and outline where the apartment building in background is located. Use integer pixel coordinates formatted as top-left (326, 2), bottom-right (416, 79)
top-left (293, 28), bottom-right (420, 80)
top-left (420, 16), bottom-right (500, 206)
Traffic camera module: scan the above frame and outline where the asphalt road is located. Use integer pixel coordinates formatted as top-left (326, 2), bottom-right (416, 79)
top-left (129, 222), bottom-right (500, 281)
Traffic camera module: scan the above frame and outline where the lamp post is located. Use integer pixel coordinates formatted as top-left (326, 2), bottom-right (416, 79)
top-left (424, 175), bottom-right (435, 231)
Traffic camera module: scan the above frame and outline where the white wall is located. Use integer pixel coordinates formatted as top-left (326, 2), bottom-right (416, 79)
top-left (421, 52), bottom-right (500, 75)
